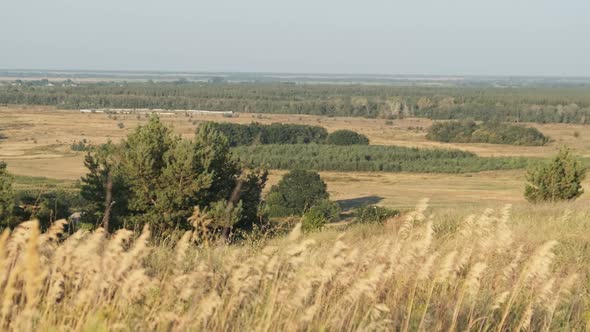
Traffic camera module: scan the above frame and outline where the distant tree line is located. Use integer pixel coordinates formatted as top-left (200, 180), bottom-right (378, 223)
top-left (2, 81), bottom-right (590, 123)
top-left (232, 144), bottom-right (532, 173)
top-left (426, 120), bottom-right (550, 146)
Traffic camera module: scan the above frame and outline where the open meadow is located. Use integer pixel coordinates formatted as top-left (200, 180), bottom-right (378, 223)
top-left (1, 105), bottom-right (590, 209)
top-left (1, 105), bottom-right (590, 330)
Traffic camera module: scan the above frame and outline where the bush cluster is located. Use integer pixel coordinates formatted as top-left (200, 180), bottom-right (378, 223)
top-left (233, 144), bottom-right (531, 173)
top-left (70, 139), bottom-right (92, 151)
top-left (326, 129), bottom-right (369, 145)
top-left (426, 120), bottom-right (550, 146)
top-left (301, 199), bottom-right (341, 232)
top-left (355, 205), bottom-right (400, 224)
top-left (206, 122), bottom-right (328, 147)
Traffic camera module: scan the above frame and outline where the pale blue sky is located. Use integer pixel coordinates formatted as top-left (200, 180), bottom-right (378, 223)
top-left (1, 0), bottom-right (589, 76)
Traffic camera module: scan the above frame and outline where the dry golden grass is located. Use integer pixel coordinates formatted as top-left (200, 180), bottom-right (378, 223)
top-left (0, 200), bottom-right (587, 331)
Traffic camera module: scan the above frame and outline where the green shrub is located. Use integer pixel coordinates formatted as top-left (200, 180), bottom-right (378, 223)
top-left (524, 147), bottom-right (586, 202)
top-left (265, 170), bottom-right (329, 217)
top-left (355, 205), bottom-right (400, 224)
top-left (311, 199), bottom-right (341, 221)
top-left (326, 130), bottom-right (369, 145)
top-left (301, 208), bottom-right (327, 233)
top-left (301, 200), bottom-right (340, 233)
top-left (70, 139), bottom-right (91, 151)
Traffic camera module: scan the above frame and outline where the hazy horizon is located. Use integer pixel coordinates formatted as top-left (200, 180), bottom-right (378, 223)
top-left (1, 0), bottom-right (589, 77)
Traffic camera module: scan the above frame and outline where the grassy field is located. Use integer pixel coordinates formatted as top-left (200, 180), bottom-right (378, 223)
top-left (2, 105), bottom-right (590, 211)
top-left (2, 107), bottom-right (590, 330)
top-left (0, 106), bottom-right (590, 179)
top-left (2, 106), bottom-right (590, 180)
top-left (1, 199), bottom-right (588, 330)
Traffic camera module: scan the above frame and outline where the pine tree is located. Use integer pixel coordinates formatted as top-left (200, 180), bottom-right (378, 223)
top-left (79, 143), bottom-right (129, 231)
top-left (524, 147), bottom-right (586, 202)
top-left (80, 116), bottom-right (267, 235)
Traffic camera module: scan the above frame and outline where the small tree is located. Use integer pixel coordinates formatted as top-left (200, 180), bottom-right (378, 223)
top-left (266, 170), bottom-right (329, 217)
top-left (525, 147), bottom-right (586, 203)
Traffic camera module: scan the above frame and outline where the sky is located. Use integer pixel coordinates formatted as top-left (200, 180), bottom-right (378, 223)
top-left (1, 0), bottom-right (589, 76)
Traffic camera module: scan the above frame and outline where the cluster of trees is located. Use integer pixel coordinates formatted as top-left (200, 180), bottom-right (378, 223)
top-left (426, 120), bottom-right (550, 146)
top-left (2, 82), bottom-right (590, 123)
top-left (205, 122), bottom-right (328, 146)
top-left (78, 117), bottom-right (268, 236)
top-left (233, 144), bottom-right (530, 173)
top-left (326, 130), bottom-right (369, 145)
top-left (207, 122), bottom-right (369, 147)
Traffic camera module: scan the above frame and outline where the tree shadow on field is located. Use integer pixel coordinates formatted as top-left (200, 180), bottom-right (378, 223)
top-left (336, 196), bottom-right (384, 212)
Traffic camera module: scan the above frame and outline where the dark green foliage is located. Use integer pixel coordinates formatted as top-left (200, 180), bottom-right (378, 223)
top-left (2, 82), bottom-right (590, 124)
top-left (206, 122), bottom-right (328, 147)
top-left (16, 190), bottom-right (83, 231)
top-left (0, 161), bottom-right (15, 226)
top-left (310, 199), bottom-right (341, 222)
top-left (524, 147), bottom-right (586, 202)
top-left (426, 120), bottom-right (549, 146)
top-left (233, 168), bottom-right (269, 230)
top-left (79, 143), bottom-right (130, 231)
top-left (301, 200), bottom-right (341, 233)
top-left (355, 205), bottom-right (400, 224)
top-left (80, 116), bottom-right (267, 235)
top-left (326, 130), bottom-right (369, 145)
top-left (70, 139), bottom-right (91, 151)
top-left (265, 170), bottom-right (329, 217)
top-left (234, 144), bottom-right (531, 173)
top-left (300, 210), bottom-right (326, 233)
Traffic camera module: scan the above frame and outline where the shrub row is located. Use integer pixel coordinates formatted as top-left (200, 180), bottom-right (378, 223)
top-left (233, 144), bottom-right (532, 173)
top-left (426, 120), bottom-right (549, 146)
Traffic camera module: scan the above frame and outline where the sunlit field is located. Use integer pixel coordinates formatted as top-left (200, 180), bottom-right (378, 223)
top-left (1, 200), bottom-right (588, 331)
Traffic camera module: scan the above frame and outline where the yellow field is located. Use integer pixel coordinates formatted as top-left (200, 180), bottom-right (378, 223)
top-left (1, 106), bottom-right (590, 330)
top-left (1, 105), bottom-right (590, 209)
top-left (1, 200), bottom-right (588, 330)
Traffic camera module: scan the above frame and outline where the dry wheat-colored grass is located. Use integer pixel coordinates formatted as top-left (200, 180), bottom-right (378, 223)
top-left (0, 199), bottom-right (586, 331)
